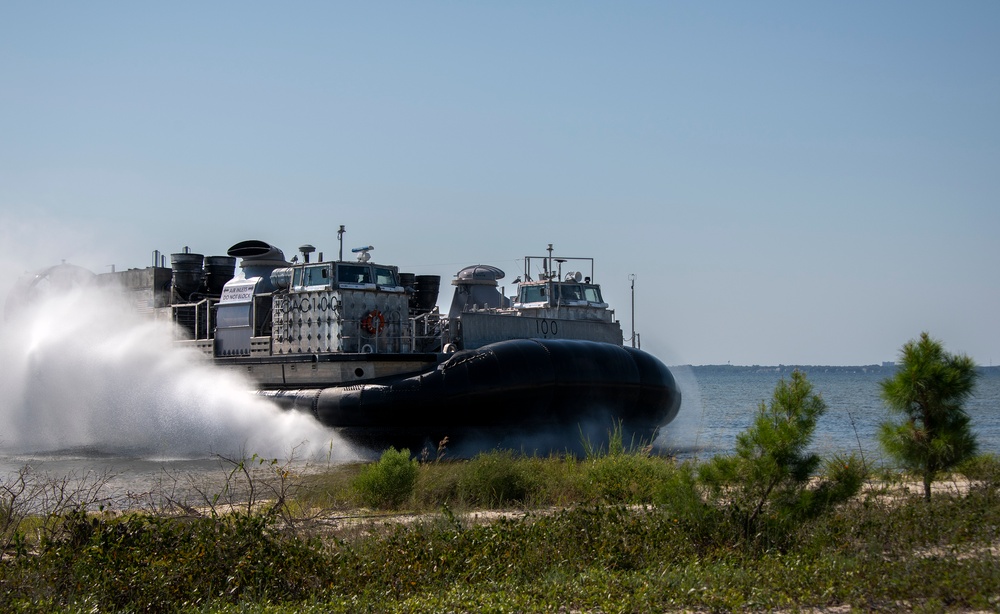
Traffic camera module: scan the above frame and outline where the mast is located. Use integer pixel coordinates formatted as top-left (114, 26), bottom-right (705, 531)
top-left (629, 273), bottom-right (637, 348)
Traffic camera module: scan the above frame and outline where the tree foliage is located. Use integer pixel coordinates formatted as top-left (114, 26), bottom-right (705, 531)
top-left (879, 332), bottom-right (979, 500)
top-left (698, 370), bottom-right (864, 547)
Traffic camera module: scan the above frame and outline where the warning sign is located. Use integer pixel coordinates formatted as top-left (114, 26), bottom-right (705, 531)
top-left (219, 280), bottom-right (257, 303)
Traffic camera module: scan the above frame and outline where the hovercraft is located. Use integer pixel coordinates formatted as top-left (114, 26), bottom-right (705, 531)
top-left (12, 234), bottom-right (681, 455)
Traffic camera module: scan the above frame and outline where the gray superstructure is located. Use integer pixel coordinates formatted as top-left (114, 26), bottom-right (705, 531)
top-left (448, 249), bottom-right (623, 350)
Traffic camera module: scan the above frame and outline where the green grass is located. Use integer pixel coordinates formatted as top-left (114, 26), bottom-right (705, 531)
top-left (3, 451), bottom-right (1000, 612)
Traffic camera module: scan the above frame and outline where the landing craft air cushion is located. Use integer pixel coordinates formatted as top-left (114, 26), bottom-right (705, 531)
top-left (7, 233), bottom-right (681, 454)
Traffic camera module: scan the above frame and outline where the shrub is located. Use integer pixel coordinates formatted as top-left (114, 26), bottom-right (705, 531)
top-left (652, 460), bottom-right (713, 539)
top-left (458, 450), bottom-right (537, 506)
top-left (585, 452), bottom-right (673, 503)
top-left (958, 453), bottom-right (1000, 487)
top-left (352, 448), bottom-right (418, 509)
top-left (413, 460), bottom-right (463, 508)
top-left (3, 508), bottom-right (328, 611)
top-left (698, 370), bottom-right (864, 548)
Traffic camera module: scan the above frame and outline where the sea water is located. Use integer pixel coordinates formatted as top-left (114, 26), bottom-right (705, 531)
top-left (2, 279), bottom-right (997, 484)
top-left (659, 364), bottom-right (1000, 464)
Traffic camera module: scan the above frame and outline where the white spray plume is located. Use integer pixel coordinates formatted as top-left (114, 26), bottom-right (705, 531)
top-left (0, 279), bottom-right (358, 462)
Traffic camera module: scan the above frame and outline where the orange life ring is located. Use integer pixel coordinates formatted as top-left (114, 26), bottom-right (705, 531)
top-left (362, 309), bottom-right (386, 335)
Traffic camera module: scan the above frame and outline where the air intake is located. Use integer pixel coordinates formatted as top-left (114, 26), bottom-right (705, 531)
top-left (170, 251), bottom-right (204, 298)
top-left (227, 240), bottom-right (290, 292)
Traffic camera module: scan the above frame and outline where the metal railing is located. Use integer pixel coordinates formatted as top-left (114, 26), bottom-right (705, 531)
top-left (171, 298), bottom-right (216, 340)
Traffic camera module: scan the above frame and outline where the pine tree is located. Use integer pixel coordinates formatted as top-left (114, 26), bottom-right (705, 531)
top-left (698, 370), bottom-right (863, 546)
top-left (879, 332), bottom-right (979, 501)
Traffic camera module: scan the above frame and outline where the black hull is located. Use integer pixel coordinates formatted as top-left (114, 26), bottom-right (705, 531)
top-left (259, 338), bottom-right (681, 455)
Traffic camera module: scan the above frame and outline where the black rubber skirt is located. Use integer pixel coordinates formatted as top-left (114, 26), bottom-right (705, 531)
top-left (259, 338), bottom-right (681, 456)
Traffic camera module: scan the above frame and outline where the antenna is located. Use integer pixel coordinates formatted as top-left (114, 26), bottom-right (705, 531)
top-left (337, 225), bottom-right (346, 261)
top-left (629, 273), bottom-right (637, 348)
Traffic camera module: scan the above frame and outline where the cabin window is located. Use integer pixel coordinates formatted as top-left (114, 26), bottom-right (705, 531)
top-left (374, 266), bottom-right (397, 286)
top-left (583, 286), bottom-right (603, 303)
top-left (303, 265), bottom-right (331, 288)
top-left (337, 264), bottom-right (372, 284)
top-left (557, 284), bottom-right (583, 301)
top-left (292, 268), bottom-right (302, 287)
top-left (520, 285), bottom-right (547, 303)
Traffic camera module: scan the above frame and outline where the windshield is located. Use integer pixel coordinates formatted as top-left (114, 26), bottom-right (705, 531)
top-left (337, 264), bottom-right (372, 285)
top-left (583, 285), bottom-right (603, 303)
top-left (374, 266), bottom-right (397, 286)
top-left (303, 265), bottom-right (331, 287)
top-left (555, 284), bottom-right (583, 301)
top-left (519, 284), bottom-right (547, 303)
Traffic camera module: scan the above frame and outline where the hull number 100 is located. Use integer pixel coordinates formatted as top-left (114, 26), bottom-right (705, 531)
top-left (535, 319), bottom-right (559, 336)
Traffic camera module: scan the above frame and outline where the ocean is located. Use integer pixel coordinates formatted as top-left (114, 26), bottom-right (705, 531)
top-left (659, 364), bottom-right (1000, 465)
top-left (3, 363), bottom-right (999, 493)
top-left (4, 275), bottom-right (996, 498)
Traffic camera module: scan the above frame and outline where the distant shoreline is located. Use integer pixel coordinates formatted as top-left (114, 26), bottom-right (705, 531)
top-left (678, 364), bottom-right (1000, 374)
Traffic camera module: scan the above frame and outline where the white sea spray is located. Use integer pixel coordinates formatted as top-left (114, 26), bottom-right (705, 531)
top-left (0, 279), bottom-right (357, 462)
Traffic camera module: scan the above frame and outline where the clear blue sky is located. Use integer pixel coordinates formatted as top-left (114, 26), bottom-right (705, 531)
top-left (2, 1), bottom-right (998, 366)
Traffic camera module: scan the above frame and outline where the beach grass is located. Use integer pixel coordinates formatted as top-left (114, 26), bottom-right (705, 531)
top-left (2, 449), bottom-right (999, 612)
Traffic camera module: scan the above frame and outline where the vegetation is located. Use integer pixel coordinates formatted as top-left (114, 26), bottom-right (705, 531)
top-left (2, 368), bottom-right (998, 612)
top-left (3, 454), bottom-right (999, 612)
top-left (698, 370), bottom-right (865, 548)
top-left (880, 332), bottom-right (980, 500)
top-left (351, 447), bottom-right (418, 509)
